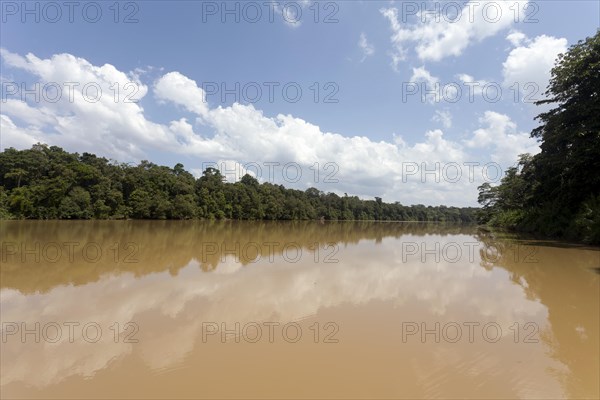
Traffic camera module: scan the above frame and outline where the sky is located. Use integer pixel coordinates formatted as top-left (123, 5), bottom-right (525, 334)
top-left (1, 0), bottom-right (598, 206)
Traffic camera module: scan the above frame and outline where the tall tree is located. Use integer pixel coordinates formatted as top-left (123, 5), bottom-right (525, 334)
top-left (531, 30), bottom-right (600, 208)
top-left (479, 30), bottom-right (600, 242)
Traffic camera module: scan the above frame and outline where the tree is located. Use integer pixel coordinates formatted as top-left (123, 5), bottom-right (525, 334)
top-left (59, 187), bottom-right (92, 219)
top-left (480, 30), bottom-right (600, 242)
top-left (531, 30), bottom-right (600, 210)
top-left (476, 183), bottom-right (498, 224)
top-left (171, 194), bottom-right (196, 219)
top-left (128, 189), bottom-right (152, 219)
top-left (4, 169), bottom-right (28, 188)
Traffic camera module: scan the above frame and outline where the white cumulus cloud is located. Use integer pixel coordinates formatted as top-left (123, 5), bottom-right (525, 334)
top-left (502, 34), bottom-right (568, 99)
top-left (381, 1), bottom-right (528, 65)
top-left (464, 111), bottom-right (540, 165)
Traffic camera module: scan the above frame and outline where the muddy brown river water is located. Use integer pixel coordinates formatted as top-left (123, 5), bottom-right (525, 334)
top-left (1, 220), bottom-right (598, 399)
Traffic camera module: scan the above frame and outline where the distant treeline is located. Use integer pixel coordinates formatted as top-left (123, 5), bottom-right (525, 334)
top-left (477, 31), bottom-right (600, 244)
top-left (0, 145), bottom-right (477, 222)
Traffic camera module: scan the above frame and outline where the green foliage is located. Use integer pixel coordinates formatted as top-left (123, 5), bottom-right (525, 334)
top-left (93, 199), bottom-right (112, 219)
top-left (59, 186), bottom-right (92, 219)
top-left (0, 144), bottom-right (478, 223)
top-left (171, 194), bottom-right (197, 219)
top-left (478, 31), bottom-right (600, 243)
top-left (128, 189), bottom-right (152, 219)
top-left (0, 186), bottom-right (14, 219)
top-left (570, 195), bottom-right (600, 244)
top-left (488, 209), bottom-right (525, 230)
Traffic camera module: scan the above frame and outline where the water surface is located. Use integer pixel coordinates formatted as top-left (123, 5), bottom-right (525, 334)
top-left (1, 221), bottom-right (598, 399)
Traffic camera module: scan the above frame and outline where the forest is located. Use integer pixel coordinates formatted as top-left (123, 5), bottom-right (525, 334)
top-left (477, 31), bottom-right (600, 244)
top-left (0, 145), bottom-right (477, 223)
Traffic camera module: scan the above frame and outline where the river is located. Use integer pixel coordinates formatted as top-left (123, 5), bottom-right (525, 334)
top-left (1, 220), bottom-right (598, 399)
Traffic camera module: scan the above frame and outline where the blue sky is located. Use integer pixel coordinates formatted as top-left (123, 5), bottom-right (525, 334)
top-left (1, 1), bottom-right (598, 205)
